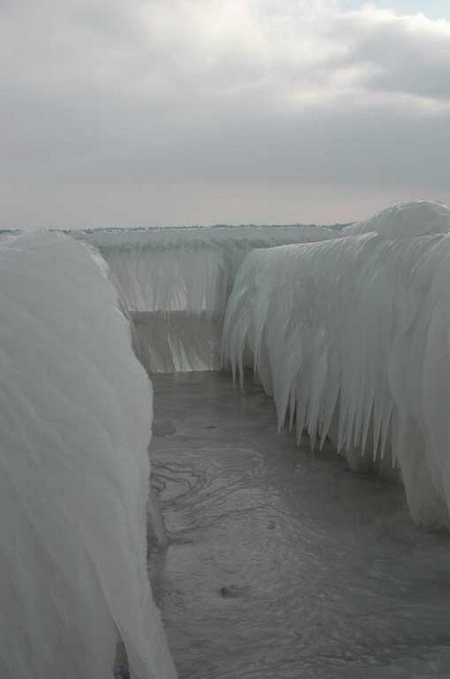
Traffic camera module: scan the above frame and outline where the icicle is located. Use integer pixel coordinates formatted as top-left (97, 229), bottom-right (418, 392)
top-left (78, 225), bottom-right (335, 316)
top-left (222, 202), bottom-right (450, 529)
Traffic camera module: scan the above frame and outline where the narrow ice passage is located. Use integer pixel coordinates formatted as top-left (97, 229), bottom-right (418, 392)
top-left (4, 200), bottom-right (450, 676)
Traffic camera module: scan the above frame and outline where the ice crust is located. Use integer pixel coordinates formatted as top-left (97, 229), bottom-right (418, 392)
top-left (0, 233), bottom-right (177, 678)
top-left (223, 202), bottom-right (450, 529)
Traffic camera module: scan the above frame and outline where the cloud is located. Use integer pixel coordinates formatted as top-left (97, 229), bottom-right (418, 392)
top-left (0, 0), bottom-right (450, 198)
top-left (328, 7), bottom-right (450, 100)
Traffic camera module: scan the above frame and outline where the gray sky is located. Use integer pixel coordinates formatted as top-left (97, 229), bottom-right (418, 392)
top-left (1, 0), bottom-right (450, 229)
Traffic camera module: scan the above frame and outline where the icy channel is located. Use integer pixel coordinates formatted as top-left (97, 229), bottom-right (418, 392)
top-left (150, 371), bottom-right (450, 679)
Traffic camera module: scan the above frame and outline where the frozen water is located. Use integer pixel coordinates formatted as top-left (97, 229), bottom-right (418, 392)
top-left (74, 225), bottom-right (335, 372)
top-left (342, 200), bottom-right (450, 238)
top-left (132, 311), bottom-right (222, 373)
top-left (0, 232), bottom-right (177, 678)
top-left (3, 204), bottom-right (450, 677)
top-left (223, 203), bottom-right (450, 530)
top-left (76, 225), bottom-right (335, 315)
top-left (6, 203), bottom-right (450, 677)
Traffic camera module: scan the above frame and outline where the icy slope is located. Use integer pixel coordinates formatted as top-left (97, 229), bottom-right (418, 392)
top-left (223, 223), bottom-right (450, 529)
top-left (0, 233), bottom-right (177, 679)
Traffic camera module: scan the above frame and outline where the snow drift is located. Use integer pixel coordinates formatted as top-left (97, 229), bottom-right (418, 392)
top-left (223, 202), bottom-right (450, 529)
top-left (0, 232), bottom-right (177, 679)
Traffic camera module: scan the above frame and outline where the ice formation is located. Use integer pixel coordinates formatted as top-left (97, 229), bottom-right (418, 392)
top-left (223, 202), bottom-right (450, 529)
top-left (0, 232), bottom-right (177, 678)
top-left (75, 225), bottom-right (335, 371)
top-left (76, 225), bottom-right (335, 314)
top-left (341, 200), bottom-right (450, 238)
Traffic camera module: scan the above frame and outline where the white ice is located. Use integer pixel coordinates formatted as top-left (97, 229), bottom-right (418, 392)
top-left (76, 225), bottom-right (336, 315)
top-left (0, 232), bottom-right (177, 678)
top-left (75, 225), bottom-right (335, 372)
top-left (222, 202), bottom-right (450, 530)
top-left (341, 200), bottom-right (450, 238)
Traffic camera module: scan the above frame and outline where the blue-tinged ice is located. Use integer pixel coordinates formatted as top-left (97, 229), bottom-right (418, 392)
top-left (0, 232), bottom-right (177, 678)
top-left (223, 202), bottom-right (450, 529)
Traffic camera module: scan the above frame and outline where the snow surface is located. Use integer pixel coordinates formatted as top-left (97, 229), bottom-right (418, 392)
top-left (223, 203), bottom-right (450, 529)
top-left (0, 232), bottom-right (177, 678)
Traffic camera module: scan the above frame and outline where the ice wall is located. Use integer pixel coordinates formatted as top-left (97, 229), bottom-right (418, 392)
top-left (223, 211), bottom-right (450, 529)
top-left (77, 225), bottom-right (335, 314)
top-left (74, 225), bottom-right (335, 372)
top-left (0, 233), bottom-right (177, 679)
top-left (132, 311), bottom-right (222, 373)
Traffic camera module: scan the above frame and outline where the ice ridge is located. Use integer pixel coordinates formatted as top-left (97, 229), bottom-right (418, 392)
top-left (223, 202), bottom-right (450, 529)
top-left (76, 224), bottom-right (335, 315)
top-left (0, 232), bottom-right (177, 679)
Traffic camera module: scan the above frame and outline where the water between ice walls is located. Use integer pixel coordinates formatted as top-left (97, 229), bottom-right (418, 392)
top-left (3, 201), bottom-right (450, 677)
top-left (223, 201), bottom-right (450, 531)
top-left (0, 232), bottom-right (177, 679)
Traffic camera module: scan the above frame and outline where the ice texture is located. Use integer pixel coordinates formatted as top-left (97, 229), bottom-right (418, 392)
top-left (132, 311), bottom-right (222, 373)
top-left (76, 225), bottom-right (335, 314)
top-left (0, 232), bottom-right (177, 678)
top-left (223, 203), bottom-right (450, 529)
top-left (73, 225), bottom-right (335, 372)
top-left (342, 200), bottom-right (450, 238)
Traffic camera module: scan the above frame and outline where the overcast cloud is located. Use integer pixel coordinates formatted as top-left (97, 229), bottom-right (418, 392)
top-left (1, 0), bottom-right (450, 228)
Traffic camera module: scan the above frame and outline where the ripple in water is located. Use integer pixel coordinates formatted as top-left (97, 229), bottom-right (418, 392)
top-left (149, 373), bottom-right (450, 679)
